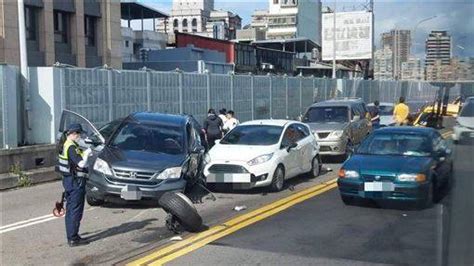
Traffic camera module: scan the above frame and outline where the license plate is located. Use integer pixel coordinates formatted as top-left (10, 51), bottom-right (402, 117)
top-left (121, 185), bottom-right (142, 200)
top-left (364, 182), bottom-right (395, 192)
top-left (207, 173), bottom-right (251, 183)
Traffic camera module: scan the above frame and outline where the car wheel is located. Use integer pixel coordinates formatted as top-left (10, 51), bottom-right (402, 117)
top-left (307, 156), bottom-right (321, 178)
top-left (159, 192), bottom-right (203, 232)
top-left (341, 195), bottom-right (353, 205)
top-left (270, 166), bottom-right (285, 192)
top-left (86, 195), bottom-right (104, 206)
top-left (424, 182), bottom-right (435, 208)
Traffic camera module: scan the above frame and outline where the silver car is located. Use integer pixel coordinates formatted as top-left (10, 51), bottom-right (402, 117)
top-left (453, 97), bottom-right (474, 144)
top-left (302, 98), bottom-right (371, 156)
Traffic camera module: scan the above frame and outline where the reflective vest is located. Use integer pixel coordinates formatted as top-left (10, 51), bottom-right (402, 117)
top-left (57, 139), bottom-right (87, 178)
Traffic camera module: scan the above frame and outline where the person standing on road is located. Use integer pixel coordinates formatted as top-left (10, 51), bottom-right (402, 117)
top-left (393, 97), bottom-right (410, 126)
top-left (223, 110), bottom-right (239, 133)
top-left (218, 108), bottom-right (228, 126)
top-left (371, 101), bottom-right (381, 129)
top-left (203, 109), bottom-right (224, 149)
top-left (57, 124), bottom-right (92, 247)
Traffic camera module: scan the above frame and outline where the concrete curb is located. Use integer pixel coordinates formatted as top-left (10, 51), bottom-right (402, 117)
top-left (0, 167), bottom-right (58, 190)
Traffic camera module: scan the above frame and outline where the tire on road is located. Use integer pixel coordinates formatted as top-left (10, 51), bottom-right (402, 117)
top-left (270, 165), bottom-right (285, 192)
top-left (86, 194), bottom-right (104, 206)
top-left (307, 155), bottom-right (321, 178)
top-left (341, 195), bottom-right (353, 205)
top-left (159, 192), bottom-right (203, 232)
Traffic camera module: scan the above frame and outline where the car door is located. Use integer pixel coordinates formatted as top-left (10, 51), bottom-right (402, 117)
top-left (432, 134), bottom-right (451, 184)
top-left (59, 110), bottom-right (106, 152)
top-left (350, 106), bottom-right (361, 143)
top-left (280, 124), bottom-right (299, 179)
top-left (294, 123), bottom-right (313, 173)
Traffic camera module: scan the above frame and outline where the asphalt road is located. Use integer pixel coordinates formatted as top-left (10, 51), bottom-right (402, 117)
top-left (0, 160), bottom-right (340, 265)
top-left (167, 144), bottom-right (473, 266)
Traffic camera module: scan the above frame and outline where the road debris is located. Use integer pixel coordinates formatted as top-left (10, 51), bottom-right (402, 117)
top-left (233, 205), bottom-right (247, 212)
top-left (170, 236), bottom-right (183, 241)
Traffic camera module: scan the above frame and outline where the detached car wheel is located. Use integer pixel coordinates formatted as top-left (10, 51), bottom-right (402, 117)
top-left (159, 192), bottom-right (203, 232)
top-left (86, 195), bottom-right (104, 206)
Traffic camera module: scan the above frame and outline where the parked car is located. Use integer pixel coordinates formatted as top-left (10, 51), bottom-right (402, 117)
top-left (204, 120), bottom-right (321, 191)
top-left (452, 97), bottom-right (474, 144)
top-left (337, 127), bottom-right (452, 208)
top-left (58, 110), bottom-right (207, 206)
top-left (302, 98), bottom-right (371, 157)
top-left (367, 102), bottom-right (395, 126)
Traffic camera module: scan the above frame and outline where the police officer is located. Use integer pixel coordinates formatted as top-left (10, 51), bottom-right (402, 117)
top-left (57, 123), bottom-right (92, 247)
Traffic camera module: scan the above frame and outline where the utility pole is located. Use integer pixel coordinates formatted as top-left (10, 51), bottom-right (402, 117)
top-left (332, 0), bottom-right (337, 79)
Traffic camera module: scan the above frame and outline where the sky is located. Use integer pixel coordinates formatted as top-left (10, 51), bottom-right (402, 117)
top-left (139, 0), bottom-right (474, 59)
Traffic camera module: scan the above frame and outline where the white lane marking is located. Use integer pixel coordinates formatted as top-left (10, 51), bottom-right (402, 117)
top-left (0, 207), bottom-right (97, 234)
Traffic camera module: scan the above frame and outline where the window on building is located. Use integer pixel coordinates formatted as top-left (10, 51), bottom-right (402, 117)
top-left (192, 18), bottom-right (197, 32)
top-left (125, 40), bottom-right (129, 48)
top-left (273, 0), bottom-right (279, 4)
top-left (173, 19), bottom-right (179, 29)
top-left (84, 16), bottom-right (96, 47)
top-left (54, 11), bottom-right (68, 43)
top-left (182, 19), bottom-right (188, 32)
top-left (25, 6), bottom-right (37, 41)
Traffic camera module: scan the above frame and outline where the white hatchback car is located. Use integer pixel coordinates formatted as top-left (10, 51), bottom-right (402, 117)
top-left (204, 120), bottom-right (321, 191)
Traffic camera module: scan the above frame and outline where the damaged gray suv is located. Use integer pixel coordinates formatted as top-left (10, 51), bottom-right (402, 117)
top-left (302, 98), bottom-right (371, 157)
top-left (58, 110), bottom-right (206, 206)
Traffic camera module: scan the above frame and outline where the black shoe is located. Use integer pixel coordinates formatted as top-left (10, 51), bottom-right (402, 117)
top-left (68, 238), bottom-right (90, 247)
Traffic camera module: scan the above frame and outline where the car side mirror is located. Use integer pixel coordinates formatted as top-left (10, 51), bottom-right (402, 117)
top-left (84, 137), bottom-right (102, 146)
top-left (286, 142), bottom-right (298, 152)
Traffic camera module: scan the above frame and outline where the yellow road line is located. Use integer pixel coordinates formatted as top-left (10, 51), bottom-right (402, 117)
top-left (442, 130), bottom-right (453, 139)
top-left (127, 179), bottom-right (338, 266)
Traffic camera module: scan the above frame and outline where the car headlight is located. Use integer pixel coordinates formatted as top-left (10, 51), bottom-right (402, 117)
top-left (330, 130), bottom-right (344, 138)
top-left (156, 167), bottom-right (182, 180)
top-left (93, 158), bottom-right (112, 176)
top-left (397, 173), bottom-right (426, 182)
top-left (338, 169), bottom-right (359, 179)
top-left (248, 153), bottom-right (274, 166)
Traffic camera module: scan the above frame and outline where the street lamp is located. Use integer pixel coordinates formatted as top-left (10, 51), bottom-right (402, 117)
top-left (332, 0), bottom-right (337, 79)
top-left (412, 15), bottom-right (437, 54)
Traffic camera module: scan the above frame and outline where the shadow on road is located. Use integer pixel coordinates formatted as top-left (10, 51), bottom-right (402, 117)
top-left (82, 218), bottom-right (158, 243)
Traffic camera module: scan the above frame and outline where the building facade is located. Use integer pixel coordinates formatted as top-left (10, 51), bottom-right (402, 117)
top-left (374, 47), bottom-right (393, 80)
top-left (251, 0), bottom-right (322, 45)
top-left (206, 10), bottom-right (242, 40)
top-left (401, 57), bottom-right (423, 80)
top-left (425, 30), bottom-right (452, 67)
top-left (0, 0), bottom-right (122, 68)
top-left (380, 29), bottom-right (411, 79)
top-left (426, 57), bottom-right (473, 81)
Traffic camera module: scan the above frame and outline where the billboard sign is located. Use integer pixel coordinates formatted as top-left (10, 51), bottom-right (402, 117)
top-left (322, 11), bottom-right (373, 61)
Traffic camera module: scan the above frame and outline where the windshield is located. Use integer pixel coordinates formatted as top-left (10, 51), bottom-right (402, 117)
top-left (221, 125), bottom-right (283, 145)
top-left (111, 122), bottom-right (185, 155)
top-left (357, 133), bottom-right (432, 157)
top-left (460, 102), bottom-right (474, 117)
top-left (303, 107), bottom-right (349, 123)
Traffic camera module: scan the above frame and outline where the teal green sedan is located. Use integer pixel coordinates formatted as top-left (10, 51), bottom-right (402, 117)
top-left (337, 127), bottom-right (453, 208)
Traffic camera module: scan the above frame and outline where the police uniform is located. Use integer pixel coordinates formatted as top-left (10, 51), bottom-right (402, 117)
top-left (57, 124), bottom-right (89, 247)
